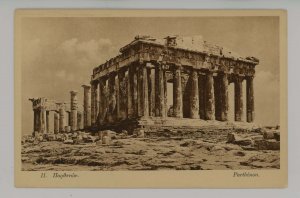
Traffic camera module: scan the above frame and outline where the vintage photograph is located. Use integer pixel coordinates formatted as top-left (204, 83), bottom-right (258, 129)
top-left (18, 12), bottom-right (283, 172)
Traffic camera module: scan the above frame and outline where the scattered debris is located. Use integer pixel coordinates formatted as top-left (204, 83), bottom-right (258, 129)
top-left (22, 125), bottom-right (280, 171)
top-left (254, 139), bottom-right (280, 150)
top-left (63, 139), bottom-right (74, 144)
top-left (263, 131), bottom-right (275, 139)
top-left (227, 133), bottom-right (252, 146)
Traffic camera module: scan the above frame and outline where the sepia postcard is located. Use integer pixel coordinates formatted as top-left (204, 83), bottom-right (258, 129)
top-left (15, 9), bottom-right (287, 188)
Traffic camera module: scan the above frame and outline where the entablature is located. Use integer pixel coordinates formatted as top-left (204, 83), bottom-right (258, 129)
top-left (91, 40), bottom-right (258, 82)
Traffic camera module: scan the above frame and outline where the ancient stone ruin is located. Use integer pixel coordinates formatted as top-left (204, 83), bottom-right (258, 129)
top-left (29, 93), bottom-right (84, 136)
top-left (29, 35), bottom-right (259, 135)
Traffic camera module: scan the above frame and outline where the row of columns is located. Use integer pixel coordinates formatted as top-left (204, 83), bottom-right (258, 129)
top-left (33, 108), bottom-right (84, 134)
top-left (33, 62), bottom-right (255, 135)
top-left (89, 61), bottom-right (255, 125)
top-left (55, 109), bottom-right (84, 133)
top-left (33, 90), bottom-right (85, 134)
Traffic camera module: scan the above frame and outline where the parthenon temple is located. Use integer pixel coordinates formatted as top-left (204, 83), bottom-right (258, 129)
top-left (29, 35), bottom-right (259, 135)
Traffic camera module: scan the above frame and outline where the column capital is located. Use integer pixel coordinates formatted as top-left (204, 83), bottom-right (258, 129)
top-left (246, 75), bottom-right (254, 80)
top-left (90, 78), bottom-right (99, 84)
top-left (82, 84), bottom-right (91, 89)
top-left (160, 62), bottom-right (169, 70)
top-left (145, 62), bottom-right (155, 69)
top-left (109, 70), bottom-right (118, 77)
top-left (206, 69), bottom-right (215, 75)
top-left (234, 74), bottom-right (245, 82)
top-left (173, 63), bottom-right (182, 70)
top-left (70, 90), bottom-right (78, 96)
top-left (216, 71), bottom-right (229, 77)
top-left (138, 59), bottom-right (146, 65)
top-left (56, 102), bottom-right (65, 105)
top-left (191, 68), bottom-right (199, 76)
top-left (154, 61), bottom-right (166, 69)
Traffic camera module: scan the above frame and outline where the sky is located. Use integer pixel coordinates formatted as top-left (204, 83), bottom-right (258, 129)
top-left (21, 16), bottom-right (280, 134)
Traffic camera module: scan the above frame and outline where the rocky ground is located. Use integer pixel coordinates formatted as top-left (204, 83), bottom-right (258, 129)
top-left (21, 125), bottom-right (280, 171)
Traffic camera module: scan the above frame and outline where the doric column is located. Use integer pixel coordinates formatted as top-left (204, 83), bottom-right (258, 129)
top-left (220, 73), bottom-right (228, 121)
top-left (234, 76), bottom-right (244, 121)
top-left (143, 63), bottom-right (149, 117)
top-left (214, 73), bottom-right (228, 121)
top-left (54, 112), bottom-right (59, 134)
top-left (90, 82), bottom-right (97, 125)
top-left (67, 112), bottom-right (71, 127)
top-left (95, 83), bottom-right (99, 123)
top-left (246, 76), bottom-right (254, 122)
top-left (156, 62), bottom-right (166, 117)
top-left (77, 111), bottom-right (83, 130)
top-left (115, 73), bottom-right (120, 120)
top-left (70, 91), bottom-right (78, 131)
top-left (132, 65), bottom-right (138, 117)
top-left (137, 62), bottom-right (149, 117)
top-left (214, 76), bottom-right (221, 120)
top-left (205, 72), bottom-right (215, 120)
top-left (173, 65), bottom-right (183, 118)
top-left (33, 109), bottom-right (37, 132)
top-left (163, 65), bottom-right (168, 117)
top-left (149, 66), bottom-right (156, 117)
top-left (106, 74), bottom-right (115, 123)
top-left (46, 111), bottom-right (50, 133)
top-left (35, 109), bottom-right (41, 133)
top-left (39, 107), bottom-right (46, 134)
top-left (198, 74), bottom-right (206, 119)
top-left (190, 69), bottom-right (200, 119)
top-left (137, 64), bottom-right (142, 117)
top-left (82, 85), bottom-right (91, 128)
top-left (58, 104), bottom-right (65, 133)
top-left (126, 68), bottom-right (133, 118)
top-left (98, 79), bottom-right (105, 125)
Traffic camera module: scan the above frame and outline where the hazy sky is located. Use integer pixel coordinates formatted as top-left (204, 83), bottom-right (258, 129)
top-left (21, 16), bottom-right (280, 134)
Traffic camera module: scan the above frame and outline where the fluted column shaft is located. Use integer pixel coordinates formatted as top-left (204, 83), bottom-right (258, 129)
top-left (132, 65), bottom-right (138, 117)
top-left (205, 72), bottom-right (215, 120)
top-left (137, 62), bottom-right (149, 117)
top-left (246, 76), bottom-right (254, 122)
top-left (149, 67), bottom-right (156, 117)
top-left (190, 69), bottom-right (200, 119)
top-left (77, 112), bottom-right (83, 130)
top-left (234, 76), bottom-right (244, 121)
top-left (143, 63), bottom-right (149, 117)
top-left (39, 107), bottom-right (46, 134)
top-left (163, 67), bottom-right (168, 117)
top-left (115, 73), bottom-right (120, 120)
top-left (58, 106), bottom-right (65, 133)
top-left (82, 85), bottom-right (91, 128)
top-left (156, 63), bottom-right (166, 117)
top-left (90, 82), bottom-right (97, 125)
top-left (173, 65), bottom-right (183, 118)
top-left (46, 111), bottom-right (50, 133)
top-left (220, 73), bottom-right (229, 121)
top-left (70, 91), bottom-right (78, 131)
top-left (126, 68), bottom-right (133, 118)
top-left (98, 79), bottom-right (105, 125)
top-left (33, 109), bottom-right (37, 132)
top-left (54, 112), bottom-right (59, 134)
top-left (198, 74), bottom-right (206, 119)
top-left (67, 112), bottom-right (71, 127)
top-left (107, 74), bottom-right (115, 123)
top-left (35, 110), bottom-right (41, 133)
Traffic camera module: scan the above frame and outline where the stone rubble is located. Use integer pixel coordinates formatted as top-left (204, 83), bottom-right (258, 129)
top-left (21, 125), bottom-right (280, 171)
top-left (226, 126), bottom-right (280, 151)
